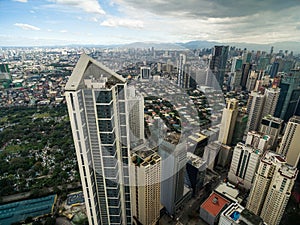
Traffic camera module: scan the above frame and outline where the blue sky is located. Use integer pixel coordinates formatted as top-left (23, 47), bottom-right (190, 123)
top-left (0, 0), bottom-right (300, 46)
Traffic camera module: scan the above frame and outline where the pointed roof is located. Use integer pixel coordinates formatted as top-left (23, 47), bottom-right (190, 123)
top-left (65, 53), bottom-right (126, 91)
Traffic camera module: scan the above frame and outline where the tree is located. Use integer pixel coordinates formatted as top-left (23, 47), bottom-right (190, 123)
top-left (45, 217), bottom-right (56, 225)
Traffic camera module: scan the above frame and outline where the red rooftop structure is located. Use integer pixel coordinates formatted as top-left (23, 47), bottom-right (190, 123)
top-left (200, 192), bottom-right (230, 225)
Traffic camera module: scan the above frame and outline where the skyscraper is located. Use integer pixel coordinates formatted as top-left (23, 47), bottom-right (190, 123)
top-left (246, 71), bottom-right (258, 92)
top-left (65, 54), bottom-right (141, 225)
top-left (247, 151), bottom-right (297, 225)
top-left (240, 63), bottom-right (252, 90)
top-left (140, 66), bottom-right (150, 80)
top-left (278, 116), bottom-right (300, 167)
top-left (259, 115), bottom-right (283, 150)
top-left (130, 145), bottom-right (161, 225)
top-left (218, 98), bottom-right (239, 145)
top-left (231, 57), bottom-right (242, 73)
top-left (274, 69), bottom-right (300, 121)
top-left (228, 143), bottom-right (262, 190)
top-left (246, 91), bottom-right (265, 132)
top-left (245, 131), bottom-right (270, 152)
top-left (159, 140), bottom-right (186, 215)
top-left (269, 62), bottom-right (279, 78)
top-left (209, 45), bottom-right (229, 86)
top-left (177, 53), bottom-right (190, 88)
top-left (261, 87), bottom-right (280, 118)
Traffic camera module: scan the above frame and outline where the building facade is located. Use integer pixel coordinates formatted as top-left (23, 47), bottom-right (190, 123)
top-left (278, 116), bottom-right (300, 167)
top-left (247, 151), bottom-right (297, 225)
top-left (218, 98), bottom-right (239, 145)
top-left (246, 91), bottom-right (265, 132)
top-left (228, 143), bottom-right (262, 190)
top-left (65, 54), bottom-right (140, 225)
top-left (130, 145), bottom-right (161, 225)
top-left (259, 115), bottom-right (283, 150)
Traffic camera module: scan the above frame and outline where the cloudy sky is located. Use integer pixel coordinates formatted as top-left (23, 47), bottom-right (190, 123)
top-left (0, 0), bottom-right (300, 46)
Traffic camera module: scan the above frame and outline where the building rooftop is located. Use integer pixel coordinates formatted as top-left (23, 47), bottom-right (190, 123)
top-left (0, 195), bottom-right (56, 225)
top-left (201, 192), bottom-right (230, 217)
top-left (131, 144), bottom-right (161, 167)
top-left (65, 53), bottom-right (125, 91)
top-left (215, 182), bottom-right (239, 200)
top-left (222, 202), bottom-right (244, 223)
top-left (186, 152), bottom-right (206, 169)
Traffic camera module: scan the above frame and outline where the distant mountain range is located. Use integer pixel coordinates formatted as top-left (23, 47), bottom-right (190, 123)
top-left (3, 40), bottom-right (299, 53)
top-left (119, 40), bottom-right (300, 53)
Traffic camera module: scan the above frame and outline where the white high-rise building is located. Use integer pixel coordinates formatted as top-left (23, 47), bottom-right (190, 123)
top-left (228, 143), bottom-right (262, 190)
top-left (219, 202), bottom-right (266, 225)
top-left (127, 86), bottom-right (144, 144)
top-left (177, 54), bottom-right (190, 88)
top-left (246, 71), bottom-right (258, 92)
top-left (218, 98), bottom-right (239, 145)
top-left (130, 145), bottom-right (161, 225)
top-left (65, 54), bottom-right (143, 225)
top-left (245, 131), bottom-right (270, 152)
top-left (246, 91), bottom-right (265, 132)
top-left (278, 116), bottom-right (300, 167)
top-left (261, 87), bottom-right (280, 118)
top-left (247, 151), bottom-right (298, 225)
top-left (259, 115), bottom-right (283, 150)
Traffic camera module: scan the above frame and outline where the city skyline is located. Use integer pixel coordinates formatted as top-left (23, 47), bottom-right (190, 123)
top-left (1, 0), bottom-right (300, 47)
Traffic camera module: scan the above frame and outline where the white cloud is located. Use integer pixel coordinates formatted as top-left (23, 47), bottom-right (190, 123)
top-left (14, 23), bottom-right (40, 31)
top-left (101, 18), bottom-right (144, 29)
top-left (60, 30), bottom-right (68, 33)
top-left (12, 0), bottom-right (28, 3)
top-left (50, 0), bottom-right (105, 14)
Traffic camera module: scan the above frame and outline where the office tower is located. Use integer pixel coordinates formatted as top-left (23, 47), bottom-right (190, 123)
top-left (185, 152), bottom-right (206, 196)
top-left (258, 57), bottom-right (270, 71)
top-left (231, 109), bottom-right (248, 145)
top-left (246, 91), bottom-right (265, 132)
top-left (245, 131), bottom-right (270, 152)
top-left (247, 151), bottom-right (297, 225)
top-left (219, 202), bottom-right (265, 225)
top-left (230, 70), bottom-right (242, 91)
top-left (209, 45), bottom-right (229, 86)
top-left (177, 54), bottom-right (190, 88)
top-left (127, 87), bottom-right (144, 144)
top-left (270, 46), bottom-right (274, 54)
top-left (278, 116), bottom-right (300, 167)
top-left (240, 63), bottom-right (252, 89)
top-left (140, 66), bottom-right (150, 80)
top-left (203, 141), bottom-right (221, 171)
top-left (218, 98), bottom-right (239, 145)
top-left (259, 115), bottom-right (283, 149)
top-left (130, 145), bottom-right (161, 225)
top-left (269, 62), bottom-right (279, 78)
top-left (231, 57), bottom-right (242, 73)
top-left (282, 60), bottom-right (295, 73)
top-left (246, 71), bottom-right (258, 91)
top-left (65, 54), bottom-right (139, 225)
top-left (275, 69), bottom-right (300, 121)
top-left (228, 143), bottom-right (262, 190)
top-left (261, 87), bottom-right (280, 118)
top-left (242, 51), bottom-right (252, 64)
top-left (159, 140), bottom-right (186, 215)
